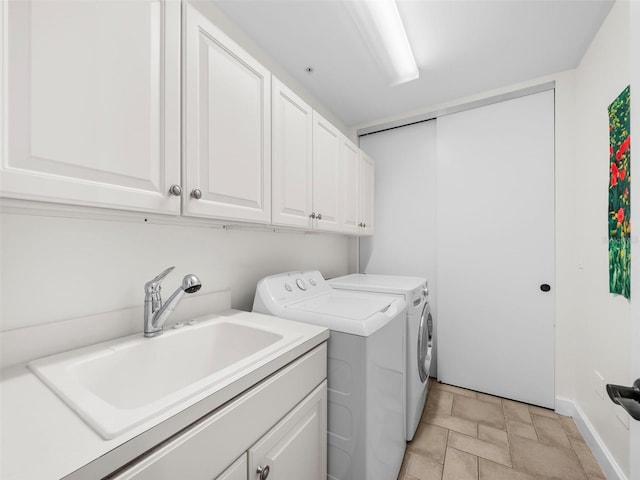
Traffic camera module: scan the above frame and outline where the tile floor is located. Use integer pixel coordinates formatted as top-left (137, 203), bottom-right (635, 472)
top-left (398, 381), bottom-right (606, 480)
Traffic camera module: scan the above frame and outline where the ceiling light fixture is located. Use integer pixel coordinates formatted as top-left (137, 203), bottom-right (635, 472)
top-left (345, 0), bottom-right (419, 87)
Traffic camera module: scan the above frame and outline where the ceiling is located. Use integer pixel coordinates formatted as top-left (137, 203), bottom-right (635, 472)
top-left (214, 0), bottom-right (614, 128)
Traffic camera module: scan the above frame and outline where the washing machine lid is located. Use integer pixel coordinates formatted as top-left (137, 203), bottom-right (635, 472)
top-left (329, 274), bottom-right (427, 294)
top-left (291, 292), bottom-right (393, 318)
top-left (286, 292), bottom-right (405, 336)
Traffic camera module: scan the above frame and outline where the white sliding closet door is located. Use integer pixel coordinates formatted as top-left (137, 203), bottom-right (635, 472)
top-left (436, 90), bottom-right (555, 408)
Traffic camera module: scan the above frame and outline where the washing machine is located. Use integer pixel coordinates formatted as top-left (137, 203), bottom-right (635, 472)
top-left (328, 274), bottom-right (432, 441)
top-left (253, 270), bottom-right (406, 480)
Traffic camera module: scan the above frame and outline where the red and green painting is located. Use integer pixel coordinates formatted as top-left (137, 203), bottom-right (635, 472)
top-left (608, 85), bottom-right (631, 299)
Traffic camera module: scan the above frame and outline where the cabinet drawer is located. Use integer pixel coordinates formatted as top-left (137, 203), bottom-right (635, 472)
top-left (108, 343), bottom-right (326, 480)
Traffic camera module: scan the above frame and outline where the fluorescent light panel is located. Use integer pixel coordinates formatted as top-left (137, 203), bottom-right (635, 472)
top-left (346, 0), bottom-right (419, 86)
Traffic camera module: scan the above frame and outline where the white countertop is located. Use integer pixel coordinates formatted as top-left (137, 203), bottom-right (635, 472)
top-left (0, 310), bottom-right (328, 480)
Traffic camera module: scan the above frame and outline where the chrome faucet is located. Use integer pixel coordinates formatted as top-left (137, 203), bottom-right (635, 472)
top-left (144, 266), bottom-right (202, 337)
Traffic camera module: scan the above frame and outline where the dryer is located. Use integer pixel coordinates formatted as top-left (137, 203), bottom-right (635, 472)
top-left (328, 274), bottom-right (432, 441)
top-left (253, 270), bottom-right (406, 480)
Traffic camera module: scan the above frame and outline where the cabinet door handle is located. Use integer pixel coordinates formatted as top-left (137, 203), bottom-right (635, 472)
top-left (190, 189), bottom-right (202, 199)
top-left (257, 465), bottom-right (270, 480)
top-left (317, 213), bottom-right (322, 220)
top-left (309, 212), bottom-right (316, 219)
top-left (168, 184), bottom-right (182, 196)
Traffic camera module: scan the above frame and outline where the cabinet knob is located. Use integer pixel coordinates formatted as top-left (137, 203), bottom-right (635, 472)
top-left (358, 222), bottom-right (363, 228)
top-left (169, 184), bottom-right (182, 196)
top-left (190, 189), bottom-right (202, 200)
top-left (362, 222), bottom-right (366, 228)
top-left (257, 465), bottom-right (270, 480)
top-left (309, 212), bottom-right (316, 219)
top-left (316, 213), bottom-right (322, 220)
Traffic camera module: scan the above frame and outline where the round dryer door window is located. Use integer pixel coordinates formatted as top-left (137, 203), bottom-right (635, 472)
top-left (417, 303), bottom-right (433, 382)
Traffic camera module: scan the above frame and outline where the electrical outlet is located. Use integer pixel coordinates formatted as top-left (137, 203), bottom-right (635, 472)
top-left (594, 370), bottom-right (605, 400)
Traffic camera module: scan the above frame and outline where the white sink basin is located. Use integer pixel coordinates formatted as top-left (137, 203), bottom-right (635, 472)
top-left (28, 316), bottom-right (301, 439)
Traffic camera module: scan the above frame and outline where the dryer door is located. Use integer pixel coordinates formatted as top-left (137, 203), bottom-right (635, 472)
top-left (417, 303), bottom-right (433, 382)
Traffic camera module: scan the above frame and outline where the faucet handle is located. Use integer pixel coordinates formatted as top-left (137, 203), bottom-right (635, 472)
top-left (145, 266), bottom-right (175, 293)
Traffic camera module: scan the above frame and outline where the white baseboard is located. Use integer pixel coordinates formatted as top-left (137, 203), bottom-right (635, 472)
top-left (555, 396), bottom-right (627, 480)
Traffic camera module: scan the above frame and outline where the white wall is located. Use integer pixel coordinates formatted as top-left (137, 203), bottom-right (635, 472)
top-left (553, 71), bottom-right (580, 411)
top-left (0, 211), bottom-right (352, 331)
top-left (573, 1), bottom-right (631, 474)
top-left (629, 2), bottom-right (640, 478)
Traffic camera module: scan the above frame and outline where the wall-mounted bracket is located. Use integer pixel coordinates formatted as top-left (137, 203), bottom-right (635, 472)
top-left (606, 378), bottom-right (640, 421)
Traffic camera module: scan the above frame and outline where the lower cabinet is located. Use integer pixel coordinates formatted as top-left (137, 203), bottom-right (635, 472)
top-left (248, 384), bottom-right (327, 480)
top-left (107, 344), bottom-right (327, 480)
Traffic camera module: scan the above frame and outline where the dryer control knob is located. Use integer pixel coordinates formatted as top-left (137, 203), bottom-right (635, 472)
top-left (296, 278), bottom-right (307, 290)
top-left (308, 278), bottom-right (317, 286)
top-left (284, 283), bottom-right (293, 292)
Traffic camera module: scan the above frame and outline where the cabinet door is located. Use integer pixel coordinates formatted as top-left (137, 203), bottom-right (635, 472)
top-left (1, 0), bottom-right (181, 214)
top-left (339, 137), bottom-right (360, 234)
top-left (183, 3), bottom-right (271, 223)
top-left (271, 78), bottom-right (312, 228)
top-left (311, 112), bottom-right (340, 231)
top-left (248, 382), bottom-right (327, 480)
top-left (358, 153), bottom-right (375, 235)
top-left (216, 455), bottom-right (248, 480)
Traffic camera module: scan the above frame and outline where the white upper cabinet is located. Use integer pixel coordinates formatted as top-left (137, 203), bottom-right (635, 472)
top-left (339, 137), bottom-right (360, 234)
top-left (1, 0), bottom-right (181, 214)
top-left (2, 0), bottom-right (371, 233)
top-left (183, 3), bottom-right (271, 223)
top-left (311, 112), bottom-right (341, 232)
top-left (358, 152), bottom-right (375, 235)
top-left (271, 78), bottom-right (313, 228)
top-left (273, 85), bottom-right (373, 235)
